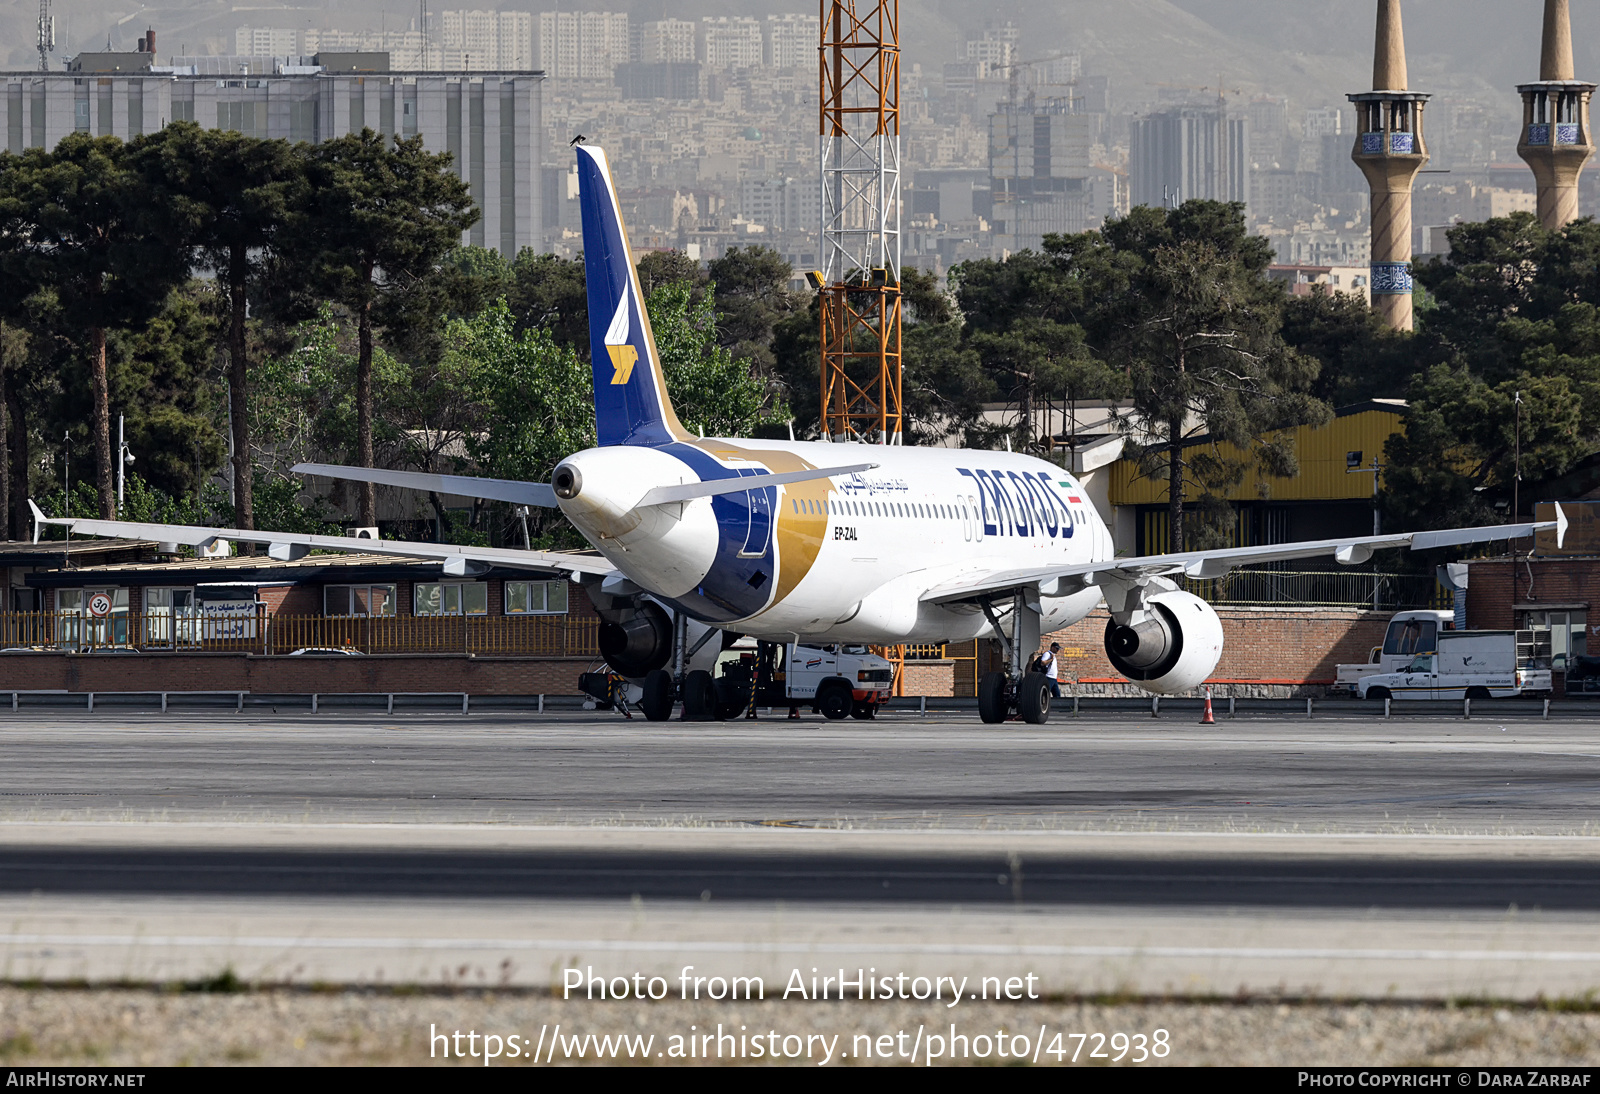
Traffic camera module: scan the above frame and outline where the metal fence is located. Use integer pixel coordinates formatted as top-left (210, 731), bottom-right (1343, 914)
top-left (0, 611), bottom-right (600, 657)
top-left (1181, 571), bottom-right (1452, 611)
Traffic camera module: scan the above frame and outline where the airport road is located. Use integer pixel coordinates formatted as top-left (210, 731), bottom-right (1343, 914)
top-left (1, 710), bottom-right (1600, 999)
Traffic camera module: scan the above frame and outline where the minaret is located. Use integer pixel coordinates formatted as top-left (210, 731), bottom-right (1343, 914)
top-left (1348, 0), bottom-right (1429, 332)
top-left (1517, 0), bottom-right (1596, 230)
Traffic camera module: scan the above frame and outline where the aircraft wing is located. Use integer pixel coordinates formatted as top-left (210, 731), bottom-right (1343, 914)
top-left (919, 509), bottom-right (1568, 606)
top-left (27, 501), bottom-right (616, 578)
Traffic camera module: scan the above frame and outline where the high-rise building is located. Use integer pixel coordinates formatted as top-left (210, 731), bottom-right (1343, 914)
top-left (235, 27), bottom-right (300, 57)
top-left (1129, 105), bottom-right (1251, 212)
top-left (990, 100), bottom-right (1117, 253)
top-left (1348, 0), bottom-right (1429, 331)
top-left (1304, 107), bottom-right (1344, 139)
top-left (701, 17), bottom-right (763, 70)
top-left (1516, 0), bottom-right (1595, 229)
top-left (441, 11), bottom-right (534, 71)
top-left (6, 54), bottom-right (544, 256)
top-left (302, 29), bottom-right (427, 70)
top-left (537, 11), bottom-right (628, 79)
top-left (633, 19), bottom-right (696, 65)
top-left (765, 14), bottom-right (820, 70)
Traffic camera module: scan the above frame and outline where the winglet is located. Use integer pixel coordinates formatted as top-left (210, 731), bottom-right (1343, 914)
top-left (1558, 503), bottom-right (1570, 550)
top-left (27, 499), bottom-right (45, 545)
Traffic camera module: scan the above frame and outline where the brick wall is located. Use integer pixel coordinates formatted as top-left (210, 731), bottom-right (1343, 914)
top-left (0, 653), bottom-right (596, 696)
top-left (1466, 557), bottom-right (1599, 630)
top-left (1040, 606), bottom-right (1390, 698)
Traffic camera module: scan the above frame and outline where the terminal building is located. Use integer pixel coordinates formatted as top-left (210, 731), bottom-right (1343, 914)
top-left (5, 37), bottom-right (546, 255)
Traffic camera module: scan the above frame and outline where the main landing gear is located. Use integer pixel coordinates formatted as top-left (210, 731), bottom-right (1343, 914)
top-left (977, 589), bottom-right (1052, 725)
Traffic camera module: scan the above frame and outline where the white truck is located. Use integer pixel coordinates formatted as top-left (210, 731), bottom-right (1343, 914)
top-left (1332, 609), bottom-right (1456, 695)
top-left (712, 640), bottom-right (896, 720)
top-left (1357, 630), bottom-right (1554, 701)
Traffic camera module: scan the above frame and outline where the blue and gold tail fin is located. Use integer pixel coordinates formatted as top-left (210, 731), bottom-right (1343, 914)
top-left (576, 144), bottom-right (689, 448)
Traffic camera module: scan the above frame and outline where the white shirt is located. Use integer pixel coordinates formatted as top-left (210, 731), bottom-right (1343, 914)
top-left (1039, 649), bottom-right (1058, 677)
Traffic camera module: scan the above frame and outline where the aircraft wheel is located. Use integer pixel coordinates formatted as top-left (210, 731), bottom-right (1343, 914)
top-left (715, 679), bottom-right (750, 721)
top-left (850, 700), bottom-right (877, 720)
top-left (817, 682), bottom-right (852, 721)
top-left (640, 669), bottom-right (674, 722)
top-left (978, 672), bottom-right (1009, 724)
top-left (682, 670), bottom-right (716, 721)
top-left (1017, 673), bottom-right (1051, 725)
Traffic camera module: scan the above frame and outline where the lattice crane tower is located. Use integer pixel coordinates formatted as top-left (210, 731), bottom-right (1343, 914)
top-left (818, 0), bottom-right (902, 443)
top-left (37, 0), bottom-right (55, 72)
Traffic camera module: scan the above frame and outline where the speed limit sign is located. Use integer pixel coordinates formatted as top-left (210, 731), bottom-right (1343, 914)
top-left (87, 593), bottom-right (112, 618)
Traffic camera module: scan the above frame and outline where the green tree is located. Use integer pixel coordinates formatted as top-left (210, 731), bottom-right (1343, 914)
top-left (131, 123), bottom-right (300, 532)
top-left (286, 130), bottom-right (479, 527)
top-left (1383, 365), bottom-right (1584, 532)
top-left (1280, 286), bottom-right (1414, 406)
top-left (1088, 203), bottom-right (1329, 552)
top-left (707, 245), bottom-right (802, 374)
top-left (506, 251), bottom-right (589, 352)
top-left (450, 300), bottom-right (594, 546)
top-left (0, 134), bottom-right (191, 518)
top-left (1381, 214), bottom-right (1600, 526)
top-left (646, 279), bottom-right (788, 439)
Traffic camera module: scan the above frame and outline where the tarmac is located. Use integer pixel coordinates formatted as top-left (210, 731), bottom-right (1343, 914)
top-left (0, 708), bottom-right (1598, 1000)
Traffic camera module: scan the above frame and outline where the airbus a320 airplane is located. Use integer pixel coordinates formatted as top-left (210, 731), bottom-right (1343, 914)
top-left (35, 144), bottom-right (1568, 724)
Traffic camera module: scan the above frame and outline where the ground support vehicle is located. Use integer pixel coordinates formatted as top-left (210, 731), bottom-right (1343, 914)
top-left (578, 638), bottom-right (894, 721)
top-left (1357, 630), bottom-right (1553, 701)
top-left (1332, 610), bottom-right (1457, 695)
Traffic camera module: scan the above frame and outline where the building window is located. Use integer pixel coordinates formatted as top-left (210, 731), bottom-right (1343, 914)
top-left (414, 582), bottom-right (489, 616)
top-left (1523, 610), bottom-right (1587, 672)
top-left (325, 584), bottom-right (397, 617)
top-left (56, 586), bottom-right (130, 647)
top-left (144, 587), bottom-right (196, 647)
top-left (505, 580), bottom-right (569, 615)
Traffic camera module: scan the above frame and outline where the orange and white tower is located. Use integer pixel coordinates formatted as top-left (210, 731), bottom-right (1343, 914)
top-left (1517, 0), bottom-right (1596, 230)
top-left (1348, 0), bottom-right (1429, 332)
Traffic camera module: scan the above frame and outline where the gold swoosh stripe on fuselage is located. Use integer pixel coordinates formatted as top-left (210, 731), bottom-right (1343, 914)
top-left (685, 440), bottom-right (826, 614)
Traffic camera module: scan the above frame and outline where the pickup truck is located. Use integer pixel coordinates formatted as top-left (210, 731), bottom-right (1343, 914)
top-left (1357, 630), bottom-right (1553, 701)
top-left (1332, 609), bottom-right (1456, 695)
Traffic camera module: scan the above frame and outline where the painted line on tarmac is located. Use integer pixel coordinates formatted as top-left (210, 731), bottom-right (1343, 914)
top-left (5, 934), bottom-right (1600, 963)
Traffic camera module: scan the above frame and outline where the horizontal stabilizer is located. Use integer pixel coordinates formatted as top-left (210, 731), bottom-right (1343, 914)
top-left (292, 463), bottom-right (557, 509)
top-left (636, 463), bottom-right (878, 508)
top-left (26, 499), bottom-right (614, 576)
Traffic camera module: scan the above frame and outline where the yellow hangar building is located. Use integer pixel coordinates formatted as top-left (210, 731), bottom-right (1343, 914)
top-left (1104, 400), bottom-right (1409, 557)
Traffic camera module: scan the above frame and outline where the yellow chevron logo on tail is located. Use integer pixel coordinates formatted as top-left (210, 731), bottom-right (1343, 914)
top-left (607, 345), bottom-right (638, 385)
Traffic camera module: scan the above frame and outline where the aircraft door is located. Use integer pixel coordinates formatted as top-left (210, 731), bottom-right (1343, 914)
top-left (739, 467), bottom-right (773, 558)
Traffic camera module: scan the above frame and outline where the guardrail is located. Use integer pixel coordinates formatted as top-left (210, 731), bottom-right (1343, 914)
top-left (0, 611), bottom-right (600, 657)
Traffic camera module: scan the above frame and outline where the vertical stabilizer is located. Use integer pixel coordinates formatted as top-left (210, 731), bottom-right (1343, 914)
top-left (575, 144), bottom-right (688, 447)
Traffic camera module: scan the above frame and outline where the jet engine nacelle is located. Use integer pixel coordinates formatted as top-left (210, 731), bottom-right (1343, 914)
top-left (1103, 589), bottom-right (1223, 696)
top-left (598, 599), bottom-right (673, 678)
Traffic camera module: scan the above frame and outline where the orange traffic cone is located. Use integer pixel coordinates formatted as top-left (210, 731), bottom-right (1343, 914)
top-left (1199, 686), bottom-right (1216, 725)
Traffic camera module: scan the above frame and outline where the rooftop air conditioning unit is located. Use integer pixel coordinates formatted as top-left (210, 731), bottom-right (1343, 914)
top-left (346, 526), bottom-right (380, 540)
top-left (199, 538), bottom-right (233, 559)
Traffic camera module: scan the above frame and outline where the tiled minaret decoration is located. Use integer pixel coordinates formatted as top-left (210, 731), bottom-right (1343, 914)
top-left (1348, 0), bottom-right (1429, 332)
top-left (1517, 0), bottom-right (1596, 229)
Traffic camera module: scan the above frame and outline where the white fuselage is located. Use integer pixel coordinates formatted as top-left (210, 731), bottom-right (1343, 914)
top-left (556, 438), bottom-right (1113, 646)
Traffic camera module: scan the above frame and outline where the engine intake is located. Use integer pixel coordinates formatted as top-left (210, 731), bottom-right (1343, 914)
top-left (1103, 589), bottom-right (1223, 695)
top-left (598, 600), bottom-right (672, 678)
